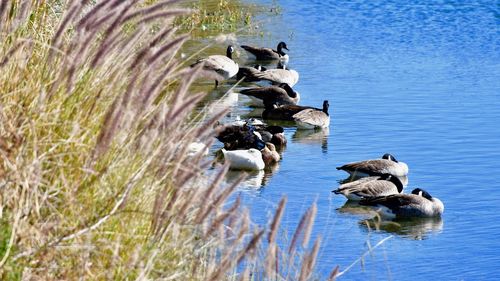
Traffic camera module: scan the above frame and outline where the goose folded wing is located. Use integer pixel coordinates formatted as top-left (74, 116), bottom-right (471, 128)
top-left (360, 194), bottom-right (413, 210)
top-left (241, 45), bottom-right (274, 57)
top-left (336, 177), bottom-right (379, 195)
top-left (195, 61), bottom-right (224, 80)
top-left (334, 176), bottom-right (376, 192)
top-left (240, 86), bottom-right (284, 100)
top-left (292, 109), bottom-right (327, 126)
top-left (337, 160), bottom-right (385, 175)
top-left (353, 180), bottom-right (397, 197)
top-left (253, 70), bottom-right (286, 81)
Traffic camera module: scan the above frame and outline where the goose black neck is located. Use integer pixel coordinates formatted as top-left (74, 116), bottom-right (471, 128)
top-left (379, 174), bottom-right (404, 193)
top-left (226, 47), bottom-right (233, 60)
top-left (412, 188), bottom-right (433, 200)
top-left (277, 45), bottom-right (285, 56)
top-left (389, 176), bottom-right (404, 193)
top-left (280, 83), bottom-right (295, 97)
top-left (322, 100), bottom-right (329, 115)
top-left (276, 42), bottom-right (284, 56)
top-left (382, 153), bottom-right (398, 162)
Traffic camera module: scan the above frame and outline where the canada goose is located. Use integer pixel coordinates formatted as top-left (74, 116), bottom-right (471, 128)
top-left (261, 142), bottom-right (280, 165)
top-left (251, 65), bottom-right (299, 87)
top-left (218, 121), bottom-right (286, 149)
top-left (292, 100), bottom-right (330, 129)
top-left (240, 83), bottom-right (300, 108)
top-left (241, 41), bottom-right (289, 61)
top-left (336, 153), bottom-right (409, 177)
top-left (332, 174), bottom-right (404, 201)
top-left (222, 148), bottom-right (265, 170)
top-left (216, 124), bottom-right (266, 150)
top-left (234, 118), bottom-right (286, 146)
top-left (236, 65), bottom-right (267, 82)
top-left (258, 125), bottom-right (287, 148)
top-left (359, 188), bottom-right (444, 218)
top-left (263, 100), bottom-right (330, 129)
top-left (191, 45), bottom-right (239, 87)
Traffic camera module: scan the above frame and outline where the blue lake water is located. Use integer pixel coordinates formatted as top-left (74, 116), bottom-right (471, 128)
top-left (193, 0), bottom-right (499, 279)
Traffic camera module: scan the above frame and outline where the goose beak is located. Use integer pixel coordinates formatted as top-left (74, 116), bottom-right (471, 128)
top-left (284, 46), bottom-right (289, 51)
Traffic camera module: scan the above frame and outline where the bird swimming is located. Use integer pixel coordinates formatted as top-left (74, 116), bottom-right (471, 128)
top-left (263, 100), bottom-right (330, 129)
top-left (336, 153), bottom-right (409, 177)
top-left (241, 41), bottom-right (289, 61)
top-left (332, 174), bottom-right (404, 201)
top-left (239, 83), bottom-right (300, 108)
top-left (236, 64), bottom-right (267, 82)
top-left (359, 188), bottom-right (444, 218)
top-left (191, 45), bottom-right (239, 87)
top-left (222, 148), bottom-right (265, 171)
top-left (250, 64), bottom-right (299, 87)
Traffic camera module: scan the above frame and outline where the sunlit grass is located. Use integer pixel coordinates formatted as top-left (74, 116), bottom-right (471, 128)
top-left (175, 0), bottom-right (254, 33)
top-left (0, 0), bottom-right (331, 280)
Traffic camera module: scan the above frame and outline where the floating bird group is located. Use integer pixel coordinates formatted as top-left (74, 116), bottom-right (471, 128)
top-left (334, 154), bottom-right (444, 219)
top-left (192, 42), bottom-right (443, 220)
top-left (192, 41), bottom-right (330, 173)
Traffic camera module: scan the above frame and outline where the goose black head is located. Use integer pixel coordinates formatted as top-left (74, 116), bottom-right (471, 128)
top-left (322, 100), bottom-right (329, 115)
top-left (226, 45), bottom-right (235, 59)
top-left (412, 188), bottom-right (433, 200)
top-left (378, 174), bottom-right (404, 192)
top-left (382, 153), bottom-right (398, 162)
top-left (277, 41), bottom-right (289, 54)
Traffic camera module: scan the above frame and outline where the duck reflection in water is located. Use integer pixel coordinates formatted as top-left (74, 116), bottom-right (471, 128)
top-left (359, 216), bottom-right (444, 240)
top-left (336, 200), bottom-right (375, 217)
top-left (224, 161), bottom-right (280, 189)
top-left (292, 127), bottom-right (329, 153)
top-left (336, 201), bottom-right (443, 240)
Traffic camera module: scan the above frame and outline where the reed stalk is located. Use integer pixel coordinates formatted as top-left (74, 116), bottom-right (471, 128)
top-left (0, 0), bottom-right (329, 280)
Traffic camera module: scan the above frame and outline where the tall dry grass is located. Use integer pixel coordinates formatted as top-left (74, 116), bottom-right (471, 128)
top-left (0, 0), bottom-right (335, 279)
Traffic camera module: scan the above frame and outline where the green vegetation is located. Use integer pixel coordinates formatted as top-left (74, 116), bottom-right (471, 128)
top-left (0, 0), bottom-right (333, 280)
top-left (175, 0), bottom-right (255, 34)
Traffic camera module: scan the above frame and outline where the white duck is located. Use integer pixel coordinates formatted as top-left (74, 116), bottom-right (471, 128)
top-left (221, 148), bottom-right (265, 170)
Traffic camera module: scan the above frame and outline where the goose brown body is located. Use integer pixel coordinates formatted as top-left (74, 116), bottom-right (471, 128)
top-left (240, 83), bottom-right (300, 108)
top-left (252, 68), bottom-right (299, 87)
top-left (263, 100), bottom-right (330, 129)
top-left (332, 174), bottom-right (404, 201)
top-left (337, 154), bottom-right (409, 177)
top-left (191, 45), bottom-right (239, 86)
top-left (241, 41), bottom-right (289, 61)
top-left (360, 188), bottom-right (444, 218)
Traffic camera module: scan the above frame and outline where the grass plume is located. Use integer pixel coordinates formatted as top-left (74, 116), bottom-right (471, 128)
top-left (0, 0), bottom-right (330, 280)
